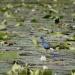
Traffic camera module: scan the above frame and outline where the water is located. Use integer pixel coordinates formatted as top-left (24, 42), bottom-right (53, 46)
top-left (0, 0), bottom-right (75, 75)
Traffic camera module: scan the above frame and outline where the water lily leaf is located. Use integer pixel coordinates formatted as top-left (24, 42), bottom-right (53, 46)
top-left (51, 32), bottom-right (63, 37)
top-left (32, 36), bottom-right (39, 47)
top-left (0, 25), bottom-right (7, 30)
top-left (0, 32), bottom-right (10, 40)
top-left (31, 19), bottom-right (38, 23)
top-left (69, 47), bottom-right (75, 51)
top-left (0, 7), bottom-right (8, 12)
top-left (43, 14), bottom-right (51, 19)
top-left (56, 42), bottom-right (70, 49)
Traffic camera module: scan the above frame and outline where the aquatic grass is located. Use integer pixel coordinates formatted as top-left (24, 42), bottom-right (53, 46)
top-left (71, 70), bottom-right (75, 75)
top-left (6, 63), bottom-right (52, 75)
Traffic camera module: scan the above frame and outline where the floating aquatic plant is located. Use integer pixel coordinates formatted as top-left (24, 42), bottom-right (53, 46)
top-left (43, 14), bottom-right (51, 19)
top-left (0, 25), bottom-right (7, 30)
top-left (51, 32), bottom-right (63, 37)
top-left (32, 36), bottom-right (39, 47)
top-left (55, 42), bottom-right (70, 49)
top-left (0, 32), bottom-right (10, 40)
top-left (66, 35), bottom-right (75, 41)
top-left (31, 19), bottom-right (38, 23)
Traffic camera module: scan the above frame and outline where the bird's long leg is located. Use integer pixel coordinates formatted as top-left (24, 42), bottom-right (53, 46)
top-left (42, 49), bottom-right (47, 56)
top-left (45, 49), bottom-right (51, 57)
top-left (39, 48), bottom-right (48, 56)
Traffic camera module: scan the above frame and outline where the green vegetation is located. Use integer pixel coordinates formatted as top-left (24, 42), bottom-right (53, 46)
top-left (6, 63), bottom-right (52, 75)
top-left (55, 42), bottom-right (70, 49)
top-left (71, 70), bottom-right (75, 75)
top-left (6, 63), bottom-right (75, 75)
top-left (0, 51), bottom-right (19, 60)
top-left (31, 19), bottom-right (38, 23)
top-left (0, 32), bottom-right (10, 40)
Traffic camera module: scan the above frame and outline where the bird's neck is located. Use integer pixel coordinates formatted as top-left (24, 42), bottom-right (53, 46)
top-left (41, 38), bottom-right (47, 44)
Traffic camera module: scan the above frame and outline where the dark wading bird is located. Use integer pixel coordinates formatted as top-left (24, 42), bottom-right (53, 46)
top-left (40, 36), bottom-right (54, 53)
top-left (40, 36), bottom-right (60, 59)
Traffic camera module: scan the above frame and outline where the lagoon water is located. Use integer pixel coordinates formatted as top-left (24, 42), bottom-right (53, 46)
top-left (0, 0), bottom-right (75, 75)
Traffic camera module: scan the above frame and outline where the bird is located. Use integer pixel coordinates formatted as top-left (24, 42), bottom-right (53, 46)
top-left (40, 36), bottom-right (50, 49)
top-left (40, 36), bottom-right (61, 61)
top-left (54, 17), bottom-right (60, 24)
top-left (40, 36), bottom-right (54, 52)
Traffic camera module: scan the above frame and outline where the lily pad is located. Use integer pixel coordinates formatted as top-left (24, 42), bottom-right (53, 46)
top-left (0, 32), bottom-right (10, 40)
top-left (0, 25), bottom-right (7, 30)
top-left (31, 19), bottom-right (38, 23)
top-left (55, 42), bottom-right (70, 49)
top-left (43, 14), bottom-right (51, 19)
